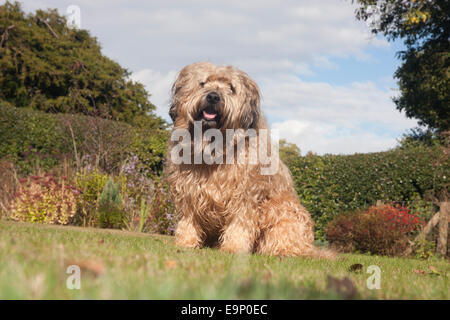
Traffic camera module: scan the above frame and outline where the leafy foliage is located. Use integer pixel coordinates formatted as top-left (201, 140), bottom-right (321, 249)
top-left (353, 0), bottom-right (450, 132)
top-left (279, 139), bottom-right (302, 168)
top-left (74, 169), bottom-right (109, 226)
top-left (97, 178), bottom-right (125, 229)
top-left (9, 174), bottom-right (80, 224)
top-left (0, 103), bottom-right (169, 175)
top-left (0, 1), bottom-right (165, 126)
top-left (287, 145), bottom-right (448, 239)
top-left (325, 204), bottom-right (424, 256)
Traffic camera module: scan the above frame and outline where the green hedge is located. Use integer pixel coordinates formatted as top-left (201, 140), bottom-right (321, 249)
top-left (287, 146), bottom-right (448, 239)
top-left (0, 102), bottom-right (168, 175)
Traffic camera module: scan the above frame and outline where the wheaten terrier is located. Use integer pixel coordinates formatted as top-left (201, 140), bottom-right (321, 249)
top-left (166, 62), bottom-right (332, 257)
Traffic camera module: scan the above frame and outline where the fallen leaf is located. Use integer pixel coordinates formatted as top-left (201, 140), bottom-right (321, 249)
top-left (413, 269), bottom-right (427, 275)
top-left (263, 272), bottom-right (272, 281)
top-left (165, 260), bottom-right (177, 269)
top-left (327, 275), bottom-right (358, 299)
top-left (98, 238), bottom-right (104, 245)
top-left (428, 266), bottom-right (441, 275)
top-left (66, 259), bottom-right (105, 277)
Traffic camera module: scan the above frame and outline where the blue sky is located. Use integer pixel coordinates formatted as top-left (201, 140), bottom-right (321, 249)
top-left (309, 41), bottom-right (405, 87)
top-left (17, 0), bottom-right (418, 155)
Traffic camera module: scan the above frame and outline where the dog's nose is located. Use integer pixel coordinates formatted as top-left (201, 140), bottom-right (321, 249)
top-left (206, 92), bottom-right (220, 104)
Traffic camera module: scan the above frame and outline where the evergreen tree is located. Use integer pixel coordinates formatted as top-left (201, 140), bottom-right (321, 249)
top-left (0, 1), bottom-right (165, 128)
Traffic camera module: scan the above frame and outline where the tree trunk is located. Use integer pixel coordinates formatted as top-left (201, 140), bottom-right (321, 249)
top-left (437, 202), bottom-right (449, 257)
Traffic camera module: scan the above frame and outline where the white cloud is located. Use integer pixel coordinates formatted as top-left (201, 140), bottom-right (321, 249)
top-left (265, 75), bottom-right (417, 155)
top-left (130, 69), bottom-right (177, 118)
top-left (18, 0), bottom-right (410, 155)
top-left (272, 119), bottom-right (401, 155)
top-left (19, 0), bottom-right (388, 72)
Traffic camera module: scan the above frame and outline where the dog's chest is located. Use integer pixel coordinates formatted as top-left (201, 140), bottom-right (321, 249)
top-left (176, 164), bottom-right (252, 215)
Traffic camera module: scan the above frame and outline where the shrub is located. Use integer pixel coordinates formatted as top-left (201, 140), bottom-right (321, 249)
top-left (288, 144), bottom-right (448, 240)
top-left (0, 103), bottom-right (168, 176)
top-left (74, 169), bottom-right (109, 226)
top-left (96, 178), bottom-right (125, 229)
top-left (9, 173), bottom-right (80, 225)
top-left (325, 205), bottom-right (424, 256)
top-left (0, 158), bottom-right (17, 218)
top-left (119, 156), bottom-right (176, 235)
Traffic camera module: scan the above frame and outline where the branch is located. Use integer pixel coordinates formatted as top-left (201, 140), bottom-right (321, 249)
top-left (404, 209), bottom-right (440, 256)
top-left (0, 25), bottom-right (15, 48)
top-left (37, 17), bottom-right (59, 39)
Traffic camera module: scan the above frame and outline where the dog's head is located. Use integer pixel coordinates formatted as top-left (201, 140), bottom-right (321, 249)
top-left (170, 62), bottom-right (262, 130)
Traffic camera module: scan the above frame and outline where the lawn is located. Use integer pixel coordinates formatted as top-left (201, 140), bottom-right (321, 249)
top-left (0, 220), bottom-right (448, 299)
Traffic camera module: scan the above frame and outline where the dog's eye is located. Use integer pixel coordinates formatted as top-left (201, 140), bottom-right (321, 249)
top-left (230, 84), bottom-right (236, 94)
top-left (200, 82), bottom-right (205, 87)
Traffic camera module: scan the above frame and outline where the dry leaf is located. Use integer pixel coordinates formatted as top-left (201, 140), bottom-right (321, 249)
top-left (413, 269), bottom-right (426, 275)
top-left (66, 259), bottom-right (105, 277)
top-left (165, 260), bottom-right (177, 269)
top-left (98, 238), bottom-right (104, 245)
top-left (428, 266), bottom-right (440, 275)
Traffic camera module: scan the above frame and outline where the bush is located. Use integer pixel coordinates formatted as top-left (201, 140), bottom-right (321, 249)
top-left (96, 178), bottom-right (125, 229)
top-left (0, 103), bottom-right (168, 175)
top-left (9, 173), bottom-right (80, 225)
top-left (74, 169), bottom-right (109, 226)
top-left (119, 156), bottom-right (176, 235)
top-left (287, 145), bottom-right (448, 240)
top-left (325, 205), bottom-right (424, 256)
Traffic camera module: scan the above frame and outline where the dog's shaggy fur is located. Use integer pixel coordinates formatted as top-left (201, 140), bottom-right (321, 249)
top-left (167, 62), bottom-right (332, 257)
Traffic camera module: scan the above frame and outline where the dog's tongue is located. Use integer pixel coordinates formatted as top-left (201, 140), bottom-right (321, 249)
top-left (203, 110), bottom-right (217, 120)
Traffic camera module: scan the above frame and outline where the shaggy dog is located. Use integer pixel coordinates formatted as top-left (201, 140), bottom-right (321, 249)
top-left (167, 62), bottom-right (332, 257)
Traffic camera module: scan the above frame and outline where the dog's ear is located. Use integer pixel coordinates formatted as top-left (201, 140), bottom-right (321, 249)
top-left (169, 103), bottom-right (177, 122)
top-left (169, 77), bottom-right (182, 122)
top-left (240, 74), bottom-right (261, 129)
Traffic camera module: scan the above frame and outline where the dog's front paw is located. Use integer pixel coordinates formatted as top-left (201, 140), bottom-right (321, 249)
top-left (175, 234), bottom-right (201, 249)
top-left (220, 239), bottom-right (252, 254)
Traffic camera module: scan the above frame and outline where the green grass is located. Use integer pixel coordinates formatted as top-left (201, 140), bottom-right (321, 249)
top-left (0, 220), bottom-right (448, 299)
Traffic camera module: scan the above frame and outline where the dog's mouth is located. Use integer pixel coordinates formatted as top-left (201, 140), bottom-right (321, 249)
top-left (202, 105), bottom-right (218, 121)
top-left (196, 104), bottom-right (221, 127)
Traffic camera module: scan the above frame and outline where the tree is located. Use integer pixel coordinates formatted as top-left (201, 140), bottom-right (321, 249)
top-left (0, 1), bottom-right (165, 128)
top-left (279, 139), bottom-right (302, 168)
top-left (353, 0), bottom-right (449, 133)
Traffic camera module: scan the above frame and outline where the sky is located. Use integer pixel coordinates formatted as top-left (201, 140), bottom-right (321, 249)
top-left (17, 0), bottom-right (419, 155)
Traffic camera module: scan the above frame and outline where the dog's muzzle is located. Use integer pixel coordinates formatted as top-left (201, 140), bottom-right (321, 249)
top-left (196, 91), bottom-right (222, 127)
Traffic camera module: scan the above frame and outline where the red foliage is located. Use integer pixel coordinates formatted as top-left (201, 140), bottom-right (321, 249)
top-left (367, 204), bottom-right (424, 233)
top-left (325, 204), bottom-right (424, 256)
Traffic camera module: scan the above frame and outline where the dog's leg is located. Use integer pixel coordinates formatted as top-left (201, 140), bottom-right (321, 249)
top-left (219, 211), bottom-right (257, 254)
top-left (175, 216), bottom-right (202, 248)
top-left (256, 217), bottom-right (315, 256)
top-left (256, 197), bottom-right (317, 256)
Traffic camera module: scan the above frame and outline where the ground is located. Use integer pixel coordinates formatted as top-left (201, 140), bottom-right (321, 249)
top-left (0, 220), bottom-right (448, 299)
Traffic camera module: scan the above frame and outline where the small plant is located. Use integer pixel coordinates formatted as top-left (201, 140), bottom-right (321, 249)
top-left (0, 158), bottom-right (18, 219)
top-left (120, 156), bottom-right (176, 235)
top-left (413, 238), bottom-right (435, 260)
top-left (138, 198), bottom-right (151, 233)
top-left (325, 204), bottom-right (424, 256)
top-left (75, 169), bottom-right (109, 226)
top-left (9, 174), bottom-right (80, 225)
top-left (96, 178), bottom-right (125, 229)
